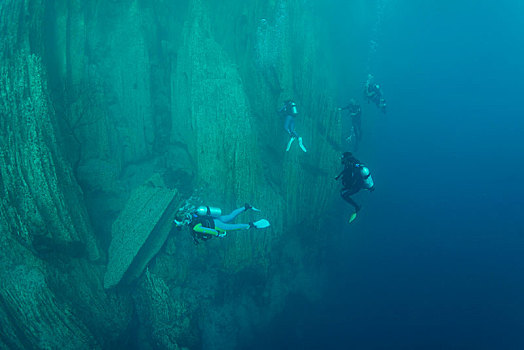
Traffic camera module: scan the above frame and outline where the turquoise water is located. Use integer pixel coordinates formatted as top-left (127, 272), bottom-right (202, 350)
top-left (251, 1), bottom-right (524, 348)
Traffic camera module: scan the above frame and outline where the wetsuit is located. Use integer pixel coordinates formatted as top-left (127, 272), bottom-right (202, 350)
top-left (336, 163), bottom-right (374, 212)
top-left (189, 207), bottom-right (251, 243)
top-left (341, 103), bottom-right (362, 145)
top-left (366, 85), bottom-right (380, 105)
top-left (280, 101), bottom-right (299, 138)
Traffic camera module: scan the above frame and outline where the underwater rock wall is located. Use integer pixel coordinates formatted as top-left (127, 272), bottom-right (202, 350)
top-left (0, 1), bottom-right (132, 348)
top-left (1, 0), bottom-right (341, 348)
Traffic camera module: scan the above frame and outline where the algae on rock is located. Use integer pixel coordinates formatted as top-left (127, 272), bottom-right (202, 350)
top-left (0, 52), bottom-right (131, 349)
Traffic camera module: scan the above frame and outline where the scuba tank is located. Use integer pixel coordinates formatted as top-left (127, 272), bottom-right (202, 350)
top-left (290, 101), bottom-right (298, 115)
top-left (196, 206), bottom-right (221, 217)
top-left (362, 174), bottom-right (374, 189)
top-left (359, 166), bottom-right (374, 189)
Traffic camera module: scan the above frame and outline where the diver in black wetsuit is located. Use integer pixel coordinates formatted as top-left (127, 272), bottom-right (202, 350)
top-left (335, 152), bottom-right (375, 222)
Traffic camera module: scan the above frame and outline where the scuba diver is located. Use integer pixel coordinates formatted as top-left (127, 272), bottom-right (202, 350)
top-left (335, 152), bottom-right (375, 223)
top-left (338, 99), bottom-right (362, 151)
top-left (364, 74), bottom-right (387, 113)
top-left (174, 204), bottom-right (270, 244)
top-left (279, 99), bottom-right (307, 153)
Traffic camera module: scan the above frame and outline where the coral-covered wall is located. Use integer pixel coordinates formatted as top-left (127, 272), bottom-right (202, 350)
top-left (0, 0), bottom-right (341, 348)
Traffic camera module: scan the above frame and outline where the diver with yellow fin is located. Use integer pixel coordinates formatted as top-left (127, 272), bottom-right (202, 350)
top-left (174, 204), bottom-right (270, 244)
top-left (335, 152), bottom-right (375, 223)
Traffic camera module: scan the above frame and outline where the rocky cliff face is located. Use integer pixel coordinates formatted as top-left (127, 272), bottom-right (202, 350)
top-left (0, 0), bottom-right (341, 348)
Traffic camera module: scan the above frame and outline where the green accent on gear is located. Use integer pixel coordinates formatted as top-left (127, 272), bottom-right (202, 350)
top-left (193, 223), bottom-right (219, 236)
top-left (349, 212), bottom-right (357, 223)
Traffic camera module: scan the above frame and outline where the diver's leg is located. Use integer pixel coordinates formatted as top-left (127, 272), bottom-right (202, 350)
top-left (374, 95), bottom-right (381, 107)
top-left (289, 117), bottom-right (298, 138)
top-left (285, 115), bottom-right (298, 151)
top-left (213, 219), bottom-right (250, 232)
top-left (285, 116), bottom-right (298, 137)
top-left (218, 207), bottom-right (245, 223)
top-left (284, 115), bottom-right (293, 136)
top-left (354, 118), bottom-right (362, 141)
top-left (340, 189), bottom-right (361, 212)
top-left (353, 119), bottom-right (361, 151)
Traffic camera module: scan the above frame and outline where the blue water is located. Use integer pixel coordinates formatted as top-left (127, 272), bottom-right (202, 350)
top-left (254, 1), bottom-right (524, 349)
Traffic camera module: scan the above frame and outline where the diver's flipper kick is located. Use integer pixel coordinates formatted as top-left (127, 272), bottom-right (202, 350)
top-left (349, 212), bottom-right (357, 224)
top-left (174, 204), bottom-right (270, 244)
top-left (252, 219), bottom-right (270, 229)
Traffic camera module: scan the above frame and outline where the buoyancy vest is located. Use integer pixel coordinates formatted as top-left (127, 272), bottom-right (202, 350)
top-left (282, 101), bottom-right (298, 116)
top-left (342, 163), bottom-right (374, 190)
top-left (189, 215), bottom-right (216, 242)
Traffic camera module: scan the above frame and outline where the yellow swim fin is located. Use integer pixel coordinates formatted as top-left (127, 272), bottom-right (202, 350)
top-left (349, 212), bottom-right (357, 223)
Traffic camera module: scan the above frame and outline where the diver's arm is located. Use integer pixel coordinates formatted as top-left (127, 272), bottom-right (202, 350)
top-left (335, 169), bottom-right (345, 181)
top-left (193, 223), bottom-right (219, 236)
top-left (278, 102), bottom-right (289, 113)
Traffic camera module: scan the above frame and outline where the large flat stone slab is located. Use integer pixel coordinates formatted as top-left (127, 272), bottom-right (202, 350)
top-left (104, 177), bottom-right (180, 289)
